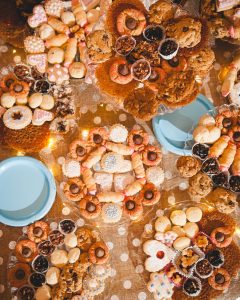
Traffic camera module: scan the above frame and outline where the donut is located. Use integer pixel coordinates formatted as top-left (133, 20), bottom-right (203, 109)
top-left (3, 106), bottom-right (32, 130)
top-left (109, 58), bottom-right (133, 85)
top-left (88, 242), bottom-right (109, 264)
top-left (210, 226), bottom-right (233, 248)
top-left (208, 268), bottom-right (231, 290)
top-left (0, 74), bottom-right (17, 92)
top-left (69, 139), bottom-right (91, 161)
top-left (139, 183), bottom-right (160, 206)
top-left (15, 239), bottom-right (38, 263)
top-left (142, 145), bottom-right (162, 166)
top-left (9, 81), bottom-right (30, 97)
top-left (79, 195), bottom-right (102, 219)
top-left (64, 178), bottom-right (87, 202)
top-left (88, 127), bottom-right (109, 146)
top-left (161, 56), bottom-right (187, 73)
top-left (116, 8), bottom-right (146, 36)
top-left (27, 221), bottom-right (50, 243)
top-left (128, 129), bottom-right (149, 151)
top-left (123, 196), bottom-right (143, 220)
top-left (7, 263), bottom-right (31, 288)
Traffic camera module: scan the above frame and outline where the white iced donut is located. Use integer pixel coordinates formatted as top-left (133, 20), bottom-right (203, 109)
top-left (1, 93), bottom-right (16, 108)
top-left (3, 106), bottom-right (32, 130)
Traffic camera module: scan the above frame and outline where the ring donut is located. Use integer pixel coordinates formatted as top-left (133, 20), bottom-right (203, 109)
top-left (3, 106), bottom-right (32, 130)
top-left (0, 74), bottom-right (17, 92)
top-left (69, 139), bottom-right (91, 161)
top-left (64, 178), bottom-right (87, 202)
top-left (109, 58), bottom-right (133, 85)
top-left (123, 196), bottom-right (143, 220)
top-left (128, 129), bottom-right (149, 151)
top-left (139, 183), bottom-right (160, 206)
top-left (27, 221), bottom-right (50, 243)
top-left (88, 241), bottom-right (109, 264)
top-left (208, 268), bottom-right (231, 290)
top-left (9, 81), bottom-right (30, 97)
top-left (142, 145), bottom-right (162, 166)
top-left (7, 262), bottom-right (31, 288)
top-left (210, 226), bottom-right (233, 248)
top-left (79, 195), bottom-right (102, 219)
top-left (88, 127), bottom-right (109, 146)
top-left (15, 239), bottom-right (37, 263)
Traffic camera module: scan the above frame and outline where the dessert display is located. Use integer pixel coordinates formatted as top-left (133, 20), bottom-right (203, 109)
top-left (142, 204), bottom-right (240, 300)
top-left (94, 0), bottom-right (214, 120)
top-left (58, 124), bottom-right (164, 223)
top-left (8, 219), bottom-right (111, 299)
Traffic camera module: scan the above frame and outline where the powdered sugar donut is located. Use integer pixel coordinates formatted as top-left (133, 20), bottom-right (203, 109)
top-left (3, 106), bottom-right (32, 130)
top-left (109, 124), bottom-right (128, 143)
top-left (24, 36), bottom-right (45, 54)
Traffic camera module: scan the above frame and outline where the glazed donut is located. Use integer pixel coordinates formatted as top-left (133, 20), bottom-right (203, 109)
top-left (210, 226), bottom-right (233, 248)
top-left (3, 106), bottom-right (32, 130)
top-left (139, 183), bottom-right (160, 206)
top-left (109, 58), bottom-right (133, 85)
top-left (27, 221), bottom-right (50, 243)
top-left (9, 81), bottom-right (30, 97)
top-left (208, 268), bottom-right (231, 290)
top-left (88, 127), bottom-right (109, 146)
top-left (142, 145), bottom-right (162, 166)
top-left (15, 239), bottom-right (38, 263)
top-left (215, 109), bottom-right (236, 134)
top-left (116, 8), bottom-right (146, 36)
top-left (7, 263), bottom-right (31, 288)
top-left (0, 74), bottom-right (16, 92)
top-left (63, 178), bottom-right (87, 202)
top-left (69, 139), bottom-right (90, 161)
top-left (161, 56), bottom-right (187, 73)
top-left (79, 195), bottom-right (101, 219)
top-left (88, 242), bottom-right (109, 264)
top-left (128, 129), bottom-right (149, 151)
top-left (123, 196), bottom-right (143, 220)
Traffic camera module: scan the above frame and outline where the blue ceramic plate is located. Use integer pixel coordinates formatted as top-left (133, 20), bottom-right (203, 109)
top-left (152, 94), bottom-right (215, 155)
top-left (0, 156), bottom-right (56, 226)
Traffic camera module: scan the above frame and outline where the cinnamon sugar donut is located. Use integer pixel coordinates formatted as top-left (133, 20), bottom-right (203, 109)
top-left (88, 127), bottom-right (109, 146)
top-left (8, 263), bottom-right (30, 288)
top-left (123, 196), bottom-right (143, 220)
top-left (9, 81), bottom-right (30, 97)
top-left (0, 74), bottom-right (17, 92)
top-left (128, 129), bottom-right (149, 151)
top-left (27, 221), bottom-right (49, 243)
top-left (208, 268), bottom-right (230, 291)
top-left (88, 242), bottom-right (109, 264)
top-left (69, 139), bottom-right (91, 161)
top-left (210, 226), bottom-right (233, 248)
top-left (79, 195), bottom-right (101, 219)
top-left (64, 178), bottom-right (86, 202)
top-left (139, 183), bottom-right (160, 206)
top-left (142, 145), bottom-right (162, 166)
top-left (15, 240), bottom-right (38, 263)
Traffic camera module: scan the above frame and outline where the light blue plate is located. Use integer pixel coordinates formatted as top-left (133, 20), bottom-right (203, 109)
top-left (152, 94), bottom-right (215, 155)
top-left (0, 156), bottom-right (56, 227)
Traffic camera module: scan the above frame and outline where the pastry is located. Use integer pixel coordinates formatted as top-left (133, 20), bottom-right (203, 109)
top-left (187, 48), bottom-right (215, 76)
top-left (115, 35), bottom-right (136, 56)
top-left (188, 172), bottom-right (213, 197)
top-left (46, 266), bottom-right (60, 285)
top-left (114, 173), bottom-right (134, 192)
top-left (1, 93), bottom-right (16, 108)
top-left (68, 247), bottom-right (81, 264)
top-left (123, 196), bottom-right (143, 220)
top-left (9, 81), bottom-right (29, 97)
top-left (82, 146), bottom-right (106, 169)
top-left (15, 239), bottom-right (38, 263)
top-left (131, 152), bottom-right (145, 179)
top-left (195, 258), bottom-right (213, 279)
top-left (50, 249), bottom-right (68, 267)
top-left (154, 231), bottom-right (178, 247)
top-left (47, 47), bottom-right (65, 64)
top-left (159, 38), bottom-right (179, 60)
top-left (139, 183), bottom-right (161, 206)
top-left (173, 237), bottom-right (191, 251)
top-left (170, 210), bottom-right (187, 226)
top-left (88, 242), bottom-right (109, 264)
top-left (105, 141), bottom-right (134, 155)
top-left (28, 93), bottom-right (43, 109)
top-left (59, 219), bottom-right (76, 235)
top-left (147, 272), bottom-right (174, 300)
top-left (183, 277), bottom-right (202, 297)
top-left (101, 152), bottom-right (124, 173)
top-left (97, 191), bottom-right (124, 203)
top-left (131, 40), bottom-right (161, 66)
top-left (176, 156), bottom-right (201, 177)
top-left (94, 172), bottom-right (113, 191)
top-left (142, 145), bottom-right (162, 166)
top-left (27, 221), bottom-right (49, 243)
top-left (49, 230), bottom-right (64, 246)
top-left (69, 62), bottom-right (86, 78)
top-left (155, 216), bottom-right (171, 233)
top-left (79, 195), bottom-right (101, 219)
top-left (193, 124), bottom-right (221, 144)
top-left (47, 64), bottom-right (69, 84)
top-left (38, 240), bottom-right (55, 256)
top-left (101, 203), bottom-right (122, 223)
top-left (109, 124), bottom-right (128, 143)
top-left (0, 74), bottom-right (16, 92)
top-left (183, 222), bottom-right (199, 238)
top-left (62, 159), bottom-right (81, 178)
top-left (207, 187), bottom-right (237, 214)
top-left (185, 207), bottom-right (203, 222)
top-left (32, 255), bottom-right (49, 273)
top-left (24, 36), bottom-right (45, 54)
top-left (149, 0), bottom-right (174, 24)
top-left (131, 59), bottom-right (151, 81)
top-left (40, 94), bottom-right (55, 110)
top-left (82, 168), bottom-right (97, 195)
top-left (161, 56), bottom-right (187, 73)
top-left (39, 23), bottom-right (55, 40)
top-left (208, 268), bottom-right (231, 291)
top-left (218, 142), bottom-right (237, 171)
top-left (32, 109), bottom-right (54, 126)
top-left (76, 227), bottom-right (97, 251)
top-left (8, 263), bottom-right (30, 288)
top-left (192, 143), bottom-right (209, 160)
top-left (88, 127), bottom-right (109, 146)
top-left (109, 58), bottom-right (133, 84)
top-left (69, 140), bottom-right (90, 162)
top-left (205, 249), bottom-right (224, 268)
top-left (146, 166), bottom-right (164, 187)
top-left (17, 286), bottom-right (35, 300)
top-left (201, 157), bottom-right (220, 175)
top-left (210, 226), bottom-right (233, 248)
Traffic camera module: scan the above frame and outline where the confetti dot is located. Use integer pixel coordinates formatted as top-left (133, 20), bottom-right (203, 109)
top-left (0, 257), bottom-right (3, 265)
top-left (118, 226), bottom-right (126, 235)
top-left (62, 206), bottom-right (71, 215)
top-left (133, 124), bottom-right (141, 130)
top-left (119, 113), bottom-right (127, 122)
top-left (132, 238), bottom-right (141, 247)
top-left (110, 268), bottom-right (117, 277)
top-left (76, 218), bottom-right (85, 227)
top-left (13, 56), bottom-right (21, 63)
top-left (80, 106), bottom-right (88, 114)
top-left (120, 253), bottom-right (129, 262)
top-left (106, 104), bottom-right (113, 111)
top-left (144, 224), bottom-right (153, 234)
top-left (135, 265), bottom-right (144, 273)
top-left (57, 157), bottom-right (65, 165)
top-left (0, 285), bottom-right (4, 293)
top-left (106, 241), bottom-right (114, 250)
top-left (9, 241), bottom-right (16, 250)
top-left (22, 227), bottom-right (28, 234)
top-left (123, 280), bottom-right (132, 289)
top-left (179, 182), bottom-right (188, 190)
top-left (1, 67), bottom-right (9, 75)
top-left (0, 230), bottom-right (3, 238)
top-left (156, 209), bottom-right (164, 217)
top-left (168, 195), bottom-right (176, 205)
top-left (50, 222), bottom-right (58, 230)
top-left (0, 45), bottom-right (8, 52)
top-left (91, 106), bottom-right (98, 113)
top-left (110, 296), bottom-right (119, 300)
top-left (93, 116), bottom-right (101, 124)
top-left (165, 171), bottom-right (172, 179)
top-left (138, 292), bottom-right (147, 300)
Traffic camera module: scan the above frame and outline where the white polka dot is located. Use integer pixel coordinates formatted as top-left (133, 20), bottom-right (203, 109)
top-left (62, 206), bottom-right (71, 216)
top-left (93, 116), bottom-right (101, 124)
top-left (179, 182), bottom-right (188, 190)
top-left (1, 67), bottom-right (9, 75)
top-left (13, 55), bottom-right (21, 63)
top-left (9, 241), bottom-right (16, 250)
top-left (0, 257), bottom-right (3, 265)
top-left (0, 284), bottom-right (4, 293)
top-left (110, 268), bottom-right (117, 277)
top-left (118, 226), bottom-right (126, 235)
top-left (76, 218), bottom-right (85, 227)
top-left (12, 296), bottom-right (18, 300)
top-left (144, 223), bottom-right (153, 233)
top-left (119, 113), bottom-right (127, 122)
top-left (106, 104), bottom-right (113, 111)
top-left (123, 280), bottom-right (132, 289)
top-left (138, 292), bottom-right (147, 300)
top-left (0, 230), bottom-right (3, 238)
top-left (168, 195), bottom-right (176, 205)
top-left (110, 296), bottom-right (119, 300)
top-left (165, 171), bottom-right (172, 179)
top-left (50, 222), bottom-right (58, 230)
top-left (22, 226), bottom-right (28, 234)
top-left (132, 238), bottom-right (141, 247)
top-left (0, 45), bottom-right (8, 52)
top-left (57, 157), bottom-right (65, 165)
top-left (135, 265), bottom-right (144, 273)
top-left (133, 124), bottom-right (141, 130)
top-left (120, 253), bottom-right (129, 262)
top-left (60, 182), bottom-right (65, 190)
top-left (91, 106), bottom-right (98, 113)
top-left (80, 106), bottom-right (88, 114)
top-left (156, 209), bottom-right (164, 217)
top-left (106, 241), bottom-right (114, 250)
top-left (214, 63), bottom-right (221, 70)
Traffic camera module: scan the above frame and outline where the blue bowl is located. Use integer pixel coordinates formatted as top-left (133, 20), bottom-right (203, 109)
top-left (0, 156), bottom-right (56, 226)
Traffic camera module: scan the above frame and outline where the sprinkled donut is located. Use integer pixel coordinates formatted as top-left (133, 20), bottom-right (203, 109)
top-left (128, 129), bottom-right (149, 151)
top-left (3, 106), bottom-right (32, 130)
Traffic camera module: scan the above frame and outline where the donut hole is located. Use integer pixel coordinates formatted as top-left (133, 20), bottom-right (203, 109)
top-left (156, 251), bottom-right (165, 259)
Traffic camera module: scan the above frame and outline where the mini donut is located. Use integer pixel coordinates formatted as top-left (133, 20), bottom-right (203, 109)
top-left (215, 110), bottom-right (236, 134)
top-left (69, 139), bottom-right (91, 161)
top-left (210, 226), bottom-right (233, 248)
top-left (7, 262), bottom-right (31, 288)
top-left (9, 81), bottom-right (29, 97)
top-left (139, 183), bottom-right (160, 206)
top-left (88, 242), bottom-right (109, 264)
top-left (3, 106), bottom-right (32, 130)
top-left (109, 58), bottom-right (133, 85)
top-left (15, 239), bottom-right (38, 263)
top-left (145, 68), bottom-right (166, 93)
top-left (208, 268), bottom-right (231, 290)
top-left (128, 129), bottom-right (149, 151)
top-left (142, 145), bottom-right (162, 166)
top-left (161, 56), bottom-right (187, 73)
top-left (116, 8), bottom-right (146, 36)
top-left (88, 127), bottom-right (109, 146)
top-left (27, 221), bottom-right (50, 243)
top-left (123, 196), bottom-right (143, 220)
top-left (0, 74), bottom-right (17, 92)
top-left (228, 126), bottom-right (240, 145)
top-left (64, 178), bottom-right (87, 202)
top-left (79, 195), bottom-right (102, 219)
